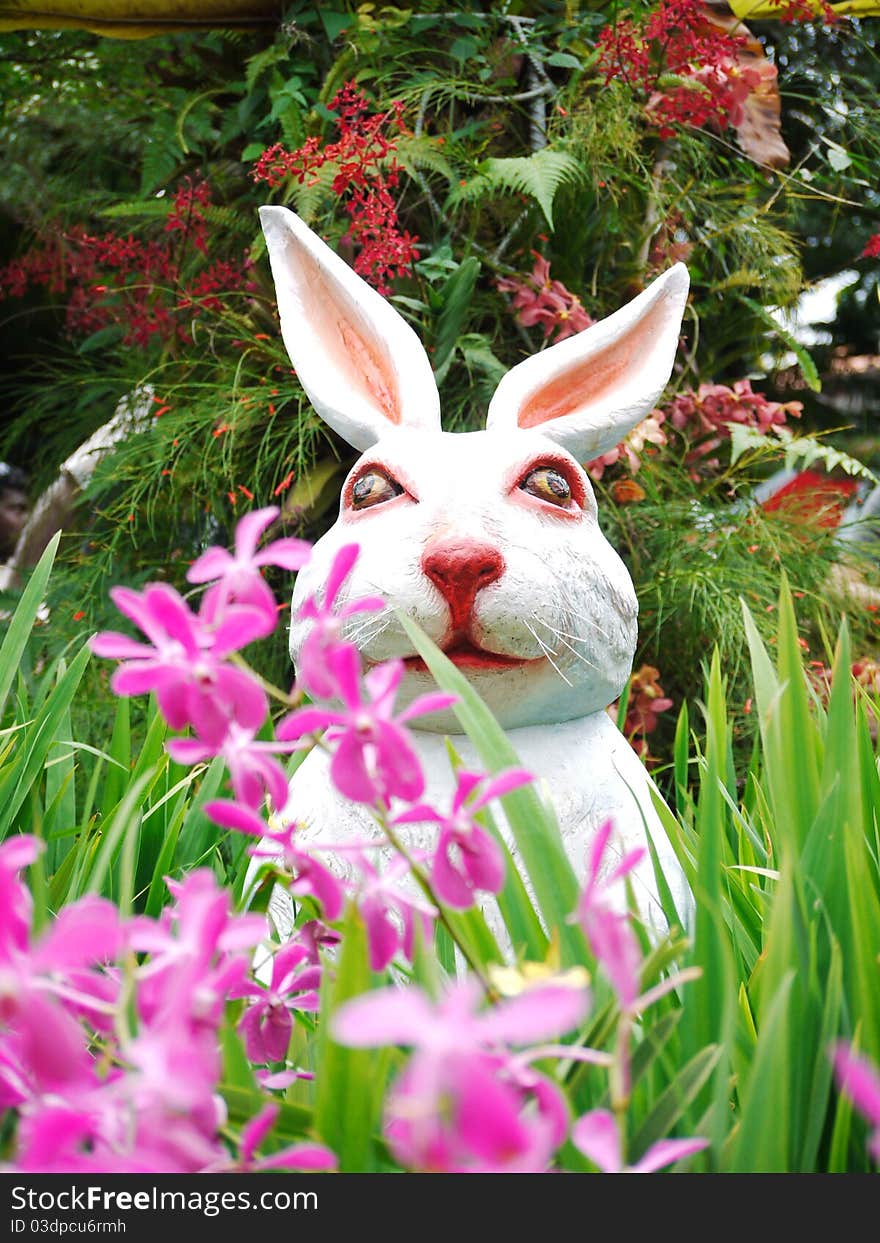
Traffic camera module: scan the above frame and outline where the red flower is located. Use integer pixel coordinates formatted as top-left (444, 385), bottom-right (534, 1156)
top-left (609, 665), bottom-right (673, 762)
top-left (596, 0), bottom-right (769, 139)
top-left (252, 84), bottom-right (418, 295)
top-left (496, 254), bottom-right (593, 343)
top-left (0, 179), bottom-right (250, 347)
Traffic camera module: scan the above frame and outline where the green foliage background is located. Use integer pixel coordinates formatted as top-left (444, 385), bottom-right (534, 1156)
top-left (2, 2), bottom-right (880, 760)
top-left (2, 5), bottom-right (880, 1172)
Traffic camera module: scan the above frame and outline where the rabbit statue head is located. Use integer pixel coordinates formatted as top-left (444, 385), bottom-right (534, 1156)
top-left (260, 206), bottom-right (688, 734)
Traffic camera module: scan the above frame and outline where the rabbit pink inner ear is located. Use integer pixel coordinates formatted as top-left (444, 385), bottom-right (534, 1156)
top-left (295, 243), bottom-right (401, 427)
top-left (516, 320), bottom-right (652, 429)
top-left (486, 263), bottom-right (689, 460)
top-left (338, 321), bottom-right (400, 425)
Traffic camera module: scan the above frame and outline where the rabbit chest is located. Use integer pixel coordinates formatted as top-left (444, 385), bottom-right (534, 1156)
top-left (268, 712), bottom-right (690, 946)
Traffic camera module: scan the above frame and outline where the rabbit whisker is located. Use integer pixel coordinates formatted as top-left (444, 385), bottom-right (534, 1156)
top-left (344, 615), bottom-right (385, 644)
top-left (518, 548), bottom-right (612, 640)
top-left (533, 616), bottom-right (596, 647)
top-left (558, 604), bottom-right (614, 642)
top-left (533, 617), bottom-right (601, 672)
top-left (342, 617), bottom-right (396, 653)
top-left (525, 620), bottom-right (573, 687)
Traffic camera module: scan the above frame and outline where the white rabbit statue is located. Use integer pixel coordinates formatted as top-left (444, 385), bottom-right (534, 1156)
top-left (258, 204), bottom-right (691, 947)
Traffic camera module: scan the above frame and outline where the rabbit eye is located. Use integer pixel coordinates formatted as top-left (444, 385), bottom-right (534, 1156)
top-left (350, 470), bottom-right (403, 510)
top-left (520, 467), bottom-right (572, 508)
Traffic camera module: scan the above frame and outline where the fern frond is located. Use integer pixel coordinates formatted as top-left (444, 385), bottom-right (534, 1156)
top-left (140, 128), bottom-right (183, 196)
top-left (445, 149), bottom-right (582, 228)
top-left (729, 425), bottom-right (878, 483)
top-left (245, 42), bottom-right (293, 92)
top-left (98, 201), bottom-right (248, 236)
top-left (394, 134), bottom-right (457, 185)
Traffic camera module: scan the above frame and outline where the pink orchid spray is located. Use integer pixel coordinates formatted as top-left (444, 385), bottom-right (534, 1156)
top-left (277, 644), bottom-right (455, 806)
top-left (393, 768), bottom-right (533, 910)
top-left (90, 582), bottom-right (269, 747)
top-left (333, 978), bottom-right (591, 1172)
top-left (188, 504), bottom-right (311, 635)
top-left (1, 838), bottom-right (335, 1173)
top-left (295, 542), bottom-right (384, 699)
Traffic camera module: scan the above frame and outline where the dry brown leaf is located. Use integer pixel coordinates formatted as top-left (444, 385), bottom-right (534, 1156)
top-left (700, 0), bottom-right (791, 168)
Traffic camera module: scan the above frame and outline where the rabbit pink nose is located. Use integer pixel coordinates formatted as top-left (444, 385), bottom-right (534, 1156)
top-left (422, 538), bottom-right (505, 631)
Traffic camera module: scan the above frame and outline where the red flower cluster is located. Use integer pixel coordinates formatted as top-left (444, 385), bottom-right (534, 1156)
top-left (770, 0), bottom-right (838, 22)
top-left (587, 412), bottom-right (667, 482)
top-left (496, 253), bottom-right (593, 342)
top-left (610, 664), bottom-right (674, 762)
top-left (597, 0), bottom-right (764, 138)
top-left (861, 233), bottom-right (880, 260)
top-left (177, 259), bottom-right (252, 315)
top-left (664, 379), bottom-right (802, 479)
top-left (0, 181), bottom-right (252, 348)
top-left (252, 82), bottom-right (418, 296)
top-left (165, 177), bottom-right (213, 255)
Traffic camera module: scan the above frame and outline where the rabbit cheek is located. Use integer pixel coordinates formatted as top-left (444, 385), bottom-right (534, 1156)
top-left (563, 556), bottom-right (638, 703)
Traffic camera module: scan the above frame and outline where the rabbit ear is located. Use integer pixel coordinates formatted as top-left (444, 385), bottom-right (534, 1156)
top-left (259, 206), bottom-right (441, 450)
top-left (485, 264), bottom-right (689, 461)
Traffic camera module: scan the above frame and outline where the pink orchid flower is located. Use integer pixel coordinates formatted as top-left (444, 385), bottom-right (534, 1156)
top-left (188, 506), bottom-right (311, 635)
top-left (226, 1104), bottom-right (337, 1172)
top-left (333, 979), bottom-right (590, 1172)
top-left (277, 645), bottom-right (456, 806)
top-left (168, 722), bottom-right (297, 813)
top-left (0, 843), bottom-right (123, 1106)
top-left (91, 583), bottom-right (268, 747)
top-left (334, 976), bottom-right (590, 1053)
top-left (573, 1109), bottom-right (708, 1173)
top-left (296, 919), bottom-right (342, 962)
top-left (204, 801), bottom-right (347, 922)
top-left (0, 989), bottom-right (98, 1106)
top-left (13, 1105), bottom-right (111, 1174)
top-left (394, 768), bottom-right (532, 910)
top-left (576, 819), bottom-right (646, 1009)
top-left (296, 543), bottom-right (384, 699)
top-left (352, 852), bottom-right (437, 972)
top-left (129, 870), bottom-right (265, 1031)
top-left (231, 942), bottom-right (322, 1064)
top-left (833, 1044), bottom-right (880, 1163)
top-left (0, 835), bottom-right (42, 958)
top-left (388, 1047), bottom-right (568, 1172)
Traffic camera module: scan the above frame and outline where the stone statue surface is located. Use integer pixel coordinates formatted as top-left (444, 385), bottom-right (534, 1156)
top-left (259, 205), bottom-right (692, 942)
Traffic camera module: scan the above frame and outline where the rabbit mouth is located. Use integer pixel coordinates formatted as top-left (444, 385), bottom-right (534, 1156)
top-left (404, 638), bottom-right (537, 673)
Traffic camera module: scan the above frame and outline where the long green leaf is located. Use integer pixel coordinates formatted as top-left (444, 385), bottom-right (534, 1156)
top-left (730, 971), bottom-right (795, 1172)
top-left (680, 652), bottom-right (737, 1157)
top-left (314, 903), bottom-right (381, 1171)
top-left (0, 643), bottom-right (92, 841)
top-left (433, 257), bottom-right (481, 383)
top-left (81, 771), bottom-right (153, 898)
top-left (630, 1043), bottom-right (722, 1158)
top-left (397, 611), bottom-right (587, 964)
top-left (0, 532), bottom-right (60, 719)
top-left (799, 936), bottom-right (843, 1170)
